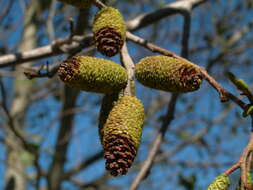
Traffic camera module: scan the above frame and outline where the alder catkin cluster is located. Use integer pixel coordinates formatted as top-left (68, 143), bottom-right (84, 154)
top-left (57, 2), bottom-right (203, 177)
top-left (58, 55), bottom-right (144, 176)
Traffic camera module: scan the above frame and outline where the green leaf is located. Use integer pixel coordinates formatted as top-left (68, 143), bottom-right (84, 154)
top-left (227, 72), bottom-right (251, 94)
top-left (242, 105), bottom-right (253, 117)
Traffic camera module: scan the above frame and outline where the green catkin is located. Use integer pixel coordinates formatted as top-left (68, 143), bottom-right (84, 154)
top-left (100, 95), bottom-right (144, 151)
top-left (99, 95), bottom-right (144, 176)
top-left (135, 56), bottom-right (203, 93)
top-left (58, 56), bottom-right (128, 94)
top-left (93, 7), bottom-right (126, 57)
top-left (207, 175), bottom-right (230, 190)
top-left (98, 92), bottom-right (122, 140)
top-left (58, 0), bottom-right (93, 8)
top-left (247, 172), bottom-right (253, 185)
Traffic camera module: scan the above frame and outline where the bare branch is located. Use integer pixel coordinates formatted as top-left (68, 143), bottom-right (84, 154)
top-left (92, 0), bottom-right (106, 9)
top-left (0, 34), bottom-right (93, 68)
top-left (46, 0), bottom-right (57, 41)
top-left (120, 42), bottom-right (135, 96)
top-left (126, 0), bottom-right (207, 31)
top-left (0, 0), bottom-right (207, 68)
top-left (23, 62), bottom-right (59, 79)
top-left (63, 151), bottom-right (103, 179)
top-left (0, 78), bottom-right (37, 153)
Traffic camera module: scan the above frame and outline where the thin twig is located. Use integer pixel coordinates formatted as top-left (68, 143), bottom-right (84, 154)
top-left (181, 12), bottom-right (191, 58)
top-left (120, 42), bottom-right (135, 96)
top-left (0, 34), bottom-right (93, 68)
top-left (224, 132), bottom-right (253, 189)
top-left (63, 151), bottom-right (103, 179)
top-left (126, 0), bottom-right (206, 31)
top-left (22, 46), bottom-right (95, 79)
top-left (92, 0), bottom-right (106, 9)
top-left (24, 62), bottom-right (59, 79)
top-left (1, 78), bottom-right (40, 189)
top-left (46, 0), bottom-right (57, 41)
top-left (224, 162), bottom-right (240, 176)
top-left (0, 78), bottom-right (36, 153)
top-left (129, 94), bottom-right (178, 190)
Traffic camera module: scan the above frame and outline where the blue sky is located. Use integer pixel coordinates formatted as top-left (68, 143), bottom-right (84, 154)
top-left (1, 0), bottom-right (253, 189)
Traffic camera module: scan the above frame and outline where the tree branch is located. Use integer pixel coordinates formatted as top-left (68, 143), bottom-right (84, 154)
top-left (63, 151), bottom-right (103, 179)
top-left (0, 0), bottom-right (207, 68)
top-left (92, 0), bottom-right (106, 9)
top-left (0, 34), bottom-right (93, 68)
top-left (120, 42), bottom-right (135, 96)
top-left (126, 0), bottom-right (207, 31)
top-left (0, 78), bottom-right (37, 154)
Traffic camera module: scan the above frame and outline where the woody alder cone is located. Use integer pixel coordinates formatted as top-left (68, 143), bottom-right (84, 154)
top-left (93, 7), bottom-right (126, 57)
top-left (99, 95), bottom-right (144, 176)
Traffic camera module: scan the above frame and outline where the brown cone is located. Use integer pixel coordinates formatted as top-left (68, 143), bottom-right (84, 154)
top-left (178, 66), bottom-right (202, 89)
top-left (103, 134), bottom-right (137, 176)
top-left (58, 57), bottom-right (79, 82)
top-left (94, 27), bottom-right (124, 57)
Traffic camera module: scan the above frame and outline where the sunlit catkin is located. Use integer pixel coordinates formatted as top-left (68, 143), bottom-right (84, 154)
top-left (58, 56), bottom-right (128, 94)
top-left (99, 95), bottom-right (144, 176)
top-left (93, 7), bottom-right (126, 57)
top-left (135, 56), bottom-right (203, 93)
